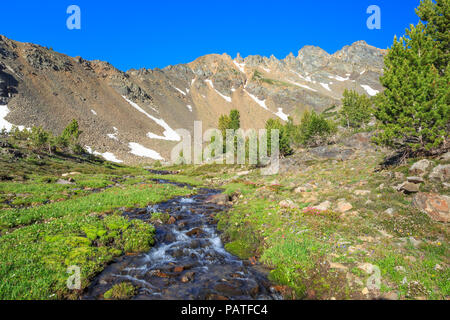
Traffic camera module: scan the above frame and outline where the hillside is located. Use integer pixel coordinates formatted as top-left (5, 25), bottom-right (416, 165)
top-left (1, 35), bottom-right (385, 163)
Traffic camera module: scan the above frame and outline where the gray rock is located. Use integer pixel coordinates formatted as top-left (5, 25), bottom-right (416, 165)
top-left (396, 182), bottom-right (420, 194)
top-left (279, 199), bottom-right (299, 209)
top-left (429, 164), bottom-right (450, 182)
top-left (56, 179), bottom-right (74, 185)
top-left (309, 146), bottom-right (355, 161)
top-left (440, 152), bottom-right (450, 161)
top-left (407, 176), bottom-right (424, 184)
top-left (409, 159), bottom-right (432, 176)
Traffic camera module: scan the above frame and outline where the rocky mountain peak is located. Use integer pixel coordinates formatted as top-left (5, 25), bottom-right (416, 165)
top-left (0, 34), bottom-right (386, 164)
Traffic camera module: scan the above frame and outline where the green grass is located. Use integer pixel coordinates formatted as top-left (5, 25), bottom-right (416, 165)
top-left (104, 282), bottom-right (136, 300)
top-left (0, 146), bottom-right (196, 300)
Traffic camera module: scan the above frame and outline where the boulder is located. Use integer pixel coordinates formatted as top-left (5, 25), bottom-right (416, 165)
top-left (429, 164), bottom-right (450, 182)
top-left (354, 190), bottom-right (371, 196)
top-left (206, 194), bottom-right (229, 205)
top-left (309, 146), bottom-right (355, 161)
top-left (56, 179), bottom-right (74, 185)
top-left (407, 176), bottom-right (424, 184)
top-left (412, 193), bottom-right (450, 222)
top-left (396, 182), bottom-right (420, 194)
top-left (409, 159), bottom-right (432, 176)
top-left (279, 199), bottom-right (299, 209)
top-left (313, 201), bottom-right (332, 211)
top-left (335, 201), bottom-right (353, 213)
top-left (440, 152), bottom-right (450, 161)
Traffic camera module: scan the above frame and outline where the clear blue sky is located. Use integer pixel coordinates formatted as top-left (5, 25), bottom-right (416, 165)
top-left (0, 0), bottom-right (421, 71)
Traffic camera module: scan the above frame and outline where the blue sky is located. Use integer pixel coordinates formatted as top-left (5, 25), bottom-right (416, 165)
top-left (0, 0), bottom-right (421, 71)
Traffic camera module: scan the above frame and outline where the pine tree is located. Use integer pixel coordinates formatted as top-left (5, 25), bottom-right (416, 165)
top-left (265, 118), bottom-right (293, 157)
top-left (416, 0), bottom-right (449, 73)
top-left (374, 21), bottom-right (449, 153)
top-left (340, 89), bottom-right (373, 129)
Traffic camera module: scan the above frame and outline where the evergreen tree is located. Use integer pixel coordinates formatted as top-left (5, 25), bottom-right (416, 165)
top-left (416, 0), bottom-right (449, 72)
top-left (374, 20), bottom-right (449, 153)
top-left (265, 118), bottom-right (293, 157)
top-left (340, 89), bottom-right (373, 129)
top-left (229, 109), bottom-right (240, 130)
top-left (296, 110), bottom-right (336, 147)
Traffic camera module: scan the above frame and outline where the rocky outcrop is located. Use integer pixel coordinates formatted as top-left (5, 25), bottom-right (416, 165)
top-left (413, 193), bottom-right (450, 223)
top-left (409, 160), bottom-right (433, 176)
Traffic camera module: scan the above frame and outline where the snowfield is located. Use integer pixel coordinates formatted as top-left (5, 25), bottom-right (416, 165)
top-left (122, 96), bottom-right (181, 141)
top-left (329, 75), bottom-right (350, 82)
top-left (275, 108), bottom-right (289, 121)
top-left (85, 146), bottom-right (123, 163)
top-left (320, 83), bottom-right (332, 92)
top-left (107, 127), bottom-right (119, 141)
top-left (205, 80), bottom-right (232, 102)
top-left (233, 60), bottom-right (246, 73)
top-left (128, 142), bottom-right (164, 160)
top-left (361, 85), bottom-right (379, 96)
top-left (244, 90), bottom-right (268, 110)
top-left (0, 105), bottom-right (26, 131)
top-left (288, 80), bottom-right (317, 92)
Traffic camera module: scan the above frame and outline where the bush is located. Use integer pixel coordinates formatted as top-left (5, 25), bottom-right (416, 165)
top-left (294, 110), bottom-right (337, 147)
top-left (340, 89), bottom-right (373, 129)
top-left (30, 126), bottom-right (51, 151)
top-left (265, 118), bottom-right (293, 157)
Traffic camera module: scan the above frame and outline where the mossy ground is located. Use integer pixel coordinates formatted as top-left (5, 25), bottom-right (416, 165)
top-left (1, 142), bottom-right (448, 300)
top-left (0, 146), bottom-right (195, 300)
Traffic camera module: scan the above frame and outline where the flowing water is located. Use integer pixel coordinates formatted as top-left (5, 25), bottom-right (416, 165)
top-left (84, 179), bottom-right (281, 300)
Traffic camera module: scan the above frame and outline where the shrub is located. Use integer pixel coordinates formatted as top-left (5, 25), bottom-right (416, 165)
top-left (295, 110), bottom-right (337, 147)
top-left (30, 126), bottom-right (50, 150)
top-left (56, 119), bottom-right (83, 154)
top-left (265, 118), bottom-right (293, 157)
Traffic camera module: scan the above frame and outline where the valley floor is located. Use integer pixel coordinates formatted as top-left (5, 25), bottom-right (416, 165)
top-left (0, 143), bottom-right (448, 300)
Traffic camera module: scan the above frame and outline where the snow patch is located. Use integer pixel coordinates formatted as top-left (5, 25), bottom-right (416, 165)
top-left (0, 105), bottom-right (26, 131)
top-left (329, 75), bottom-right (350, 82)
top-left (233, 60), bottom-right (246, 73)
top-left (287, 81), bottom-right (317, 92)
top-left (85, 146), bottom-right (123, 163)
top-left (128, 142), bottom-right (164, 160)
top-left (361, 85), bottom-right (379, 96)
top-left (107, 127), bottom-right (119, 141)
top-left (262, 67), bottom-right (271, 73)
top-left (290, 70), bottom-right (313, 82)
top-left (122, 96), bottom-right (180, 141)
top-left (275, 108), bottom-right (289, 121)
top-left (174, 87), bottom-right (186, 95)
top-left (320, 83), bottom-right (332, 92)
top-left (205, 80), bottom-right (232, 103)
top-left (244, 90), bottom-right (268, 110)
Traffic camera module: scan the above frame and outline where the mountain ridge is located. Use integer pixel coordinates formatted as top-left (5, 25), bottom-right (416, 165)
top-left (0, 35), bottom-right (385, 164)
